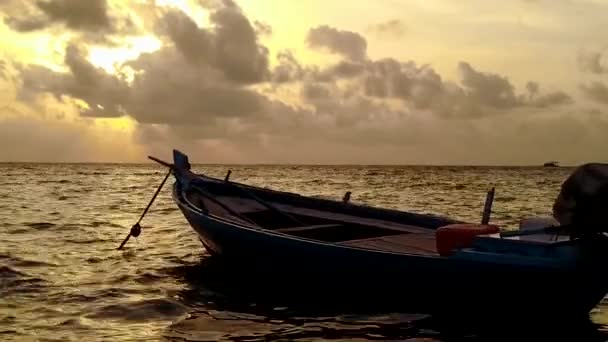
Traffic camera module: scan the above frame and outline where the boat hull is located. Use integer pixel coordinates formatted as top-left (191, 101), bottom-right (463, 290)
top-left (172, 183), bottom-right (608, 320)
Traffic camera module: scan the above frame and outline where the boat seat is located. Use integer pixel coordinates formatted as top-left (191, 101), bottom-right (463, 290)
top-left (275, 223), bottom-right (344, 233)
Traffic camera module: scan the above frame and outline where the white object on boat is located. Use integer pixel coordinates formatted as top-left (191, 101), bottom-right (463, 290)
top-left (519, 216), bottom-right (559, 231)
top-left (511, 216), bottom-right (565, 242)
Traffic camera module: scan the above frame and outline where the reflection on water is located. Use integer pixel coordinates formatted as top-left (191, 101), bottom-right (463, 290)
top-left (1, 163), bottom-right (607, 341)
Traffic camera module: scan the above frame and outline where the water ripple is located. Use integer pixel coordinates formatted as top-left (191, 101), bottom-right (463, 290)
top-left (87, 298), bottom-right (190, 321)
top-left (24, 222), bottom-right (56, 229)
top-left (1, 164), bottom-right (605, 341)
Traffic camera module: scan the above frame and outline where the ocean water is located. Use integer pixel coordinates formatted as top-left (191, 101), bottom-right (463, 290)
top-left (1, 163), bottom-right (608, 341)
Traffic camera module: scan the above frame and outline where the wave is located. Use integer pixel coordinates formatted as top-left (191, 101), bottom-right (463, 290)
top-left (77, 172), bottom-right (110, 176)
top-left (37, 179), bottom-right (71, 184)
top-left (0, 265), bottom-right (46, 297)
top-left (11, 259), bottom-right (57, 268)
top-left (156, 207), bottom-right (179, 213)
top-left (0, 253), bottom-right (57, 268)
top-left (64, 238), bottom-right (105, 245)
top-left (86, 298), bottom-right (189, 321)
top-left (24, 222), bottom-right (56, 229)
top-left (89, 221), bottom-right (122, 228)
top-left (0, 265), bottom-right (28, 278)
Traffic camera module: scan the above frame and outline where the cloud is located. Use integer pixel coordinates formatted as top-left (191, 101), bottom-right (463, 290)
top-left (530, 90), bottom-right (572, 107)
top-left (254, 20), bottom-right (272, 36)
top-left (132, 110), bottom-right (608, 165)
top-left (35, 0), bottom-right (111, 31)
top-left (126, 48), bottom-right (265, 124)
top-left (1, 0), bottom-right (138, 44)
top-left (366, 19), bottom-right (406, 39)
top-left (306, 25), bottom-right (368, 61)
top-left (458, 61), bottom-right (520, 108)
top-left (18, 43), bottom-right (130, 117)
top-left (272, 27), bottom-right (572, 118)
top-left (580, 81), bottom-right (608, 104)
top-left (16, 0), bottom-right (271, 122)
top-left (578, 49), bottom-right (608, 74)
top-left (0, 59), bottom-right (7, 80)
top-left (7, 1), bottom-right (590, 164)
top-left (0, 107), bottom-right (140, 162)
top-left (157, 6), bottom-right (269, 84)
top-left (210, 5), bottom-right (270, 83)
top-left (526, 81), bottom-right (539, 98)
top-left (17, 32), bottom-right (573, 129)
top-left (19, 43), bottom-right (266, 124)
top-left (271, 50), bottom-right (307, 83)
top-left (525, 81), bottom-right (572, 107)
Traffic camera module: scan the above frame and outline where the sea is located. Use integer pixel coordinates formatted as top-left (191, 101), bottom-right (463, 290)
top-left (2, 163), bottom-right (608, 341)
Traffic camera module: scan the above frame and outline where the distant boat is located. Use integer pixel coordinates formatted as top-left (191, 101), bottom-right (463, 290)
top-left (544, 161), bottom-right (560, 167)
top-left (145, 150), bottom-right (608, 320)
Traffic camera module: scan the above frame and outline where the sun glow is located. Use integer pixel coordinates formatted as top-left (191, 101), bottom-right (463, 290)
top-left (88, 35), bottom-right (162, 74)
top-left (94, 116), bottom-right (138, 133)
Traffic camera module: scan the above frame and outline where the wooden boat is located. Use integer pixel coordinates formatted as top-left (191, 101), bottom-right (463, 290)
top-left (162, 150), bottom-right (608, 320)
top-left (544, 161), bottom-right (560, 167)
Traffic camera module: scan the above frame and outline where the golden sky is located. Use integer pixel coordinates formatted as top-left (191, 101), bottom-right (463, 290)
top-left (0, 0), bottom-right (607, 164)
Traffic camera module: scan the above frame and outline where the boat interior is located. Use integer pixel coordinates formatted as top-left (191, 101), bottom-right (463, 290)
top-left (181, 178), bottom-right (470, 256)
top-left (181, 176), bottom-right (570, 257)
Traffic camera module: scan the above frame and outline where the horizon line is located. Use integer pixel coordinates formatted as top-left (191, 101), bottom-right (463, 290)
top-left (0, 161), bottom-right (578, 167)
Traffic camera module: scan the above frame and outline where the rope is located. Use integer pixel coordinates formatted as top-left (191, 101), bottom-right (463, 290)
top-left (117, 168), bottom-right (173, 250)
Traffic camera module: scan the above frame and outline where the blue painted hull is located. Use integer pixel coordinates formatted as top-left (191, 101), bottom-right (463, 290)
top-left (171, 181), bottom-right (608, 319)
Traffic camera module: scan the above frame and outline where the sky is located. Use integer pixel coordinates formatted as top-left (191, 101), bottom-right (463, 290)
top-left (0, 0), bottom-right (607, 165)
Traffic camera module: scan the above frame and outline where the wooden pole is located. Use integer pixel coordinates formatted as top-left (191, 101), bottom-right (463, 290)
top-left (481, 187), bottom-right (495, 225)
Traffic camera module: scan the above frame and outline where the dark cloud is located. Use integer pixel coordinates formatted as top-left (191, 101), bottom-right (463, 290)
top-left (1, 0), bottom-right (138, 44)
top-left (157, 5), bottom-right (269, 84)
top-left (322, 61), bottom-right (366, 79)
top-left (134, 111), bottom-right (608, 165)
top-left (352, 59), bottom-right (485, 117)
top-left (271, 50), bottom-right (306, 83)
top-left (19, 43), bottom-right (266, 124)
top-left (158, 10), bottom-right (214, 64)
top-left (578, 49), bottom-right (608, 74)
top-left (366, 19), bottom-right (406, 39)
top-left (197, 0), bottom-right (239, 10)
top-left (526, 81), bottom-right (572, 107)
top-left (306, 25), bottom-right (368, 61)
top-left (126, 48), bottom-right (265, 124)
top-left (15, 0), bottom-right (271, 127)
top-left (458, 62), bottom-right (520, 108)
top-left (270, 53), bottom-right (365, 84)
top-left (301, 83), bottom-right (332, 101)
top-left (530, 91), bottom-right (572, 108)
top-left (580, 81), bottom-right (608, 104)
top-left (19, 44), bottom-right (130, 117)
top-left (526, 81), bottom-right (539, 98)
top-left (210, 5), bottom-right (270, 83)
top-left (290, 58), bottom-right (572, 119)
top-left (36, 0), bottom-right (111, 31)
top-left (4, 16), bottom-right (48, 32)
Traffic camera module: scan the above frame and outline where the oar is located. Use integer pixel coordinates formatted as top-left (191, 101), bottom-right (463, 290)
top-left (117, 168), bottom-right (172, 250)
